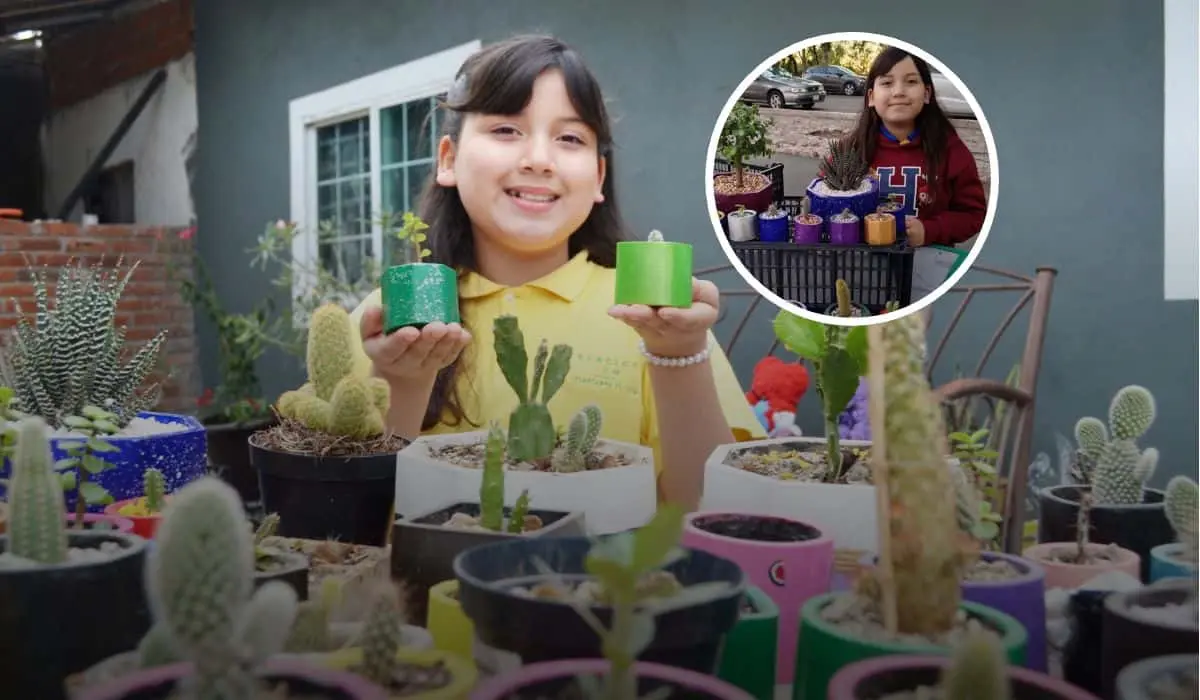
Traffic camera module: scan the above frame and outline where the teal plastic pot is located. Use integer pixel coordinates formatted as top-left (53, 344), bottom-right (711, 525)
top-left (717, 586), bottom-right (778, 700)
top-left (792, 592), bottom-right (1028, 700)
top-left (1149, 543), bottom-right (1197, 582)
top-left (380, 262), bottom-right (459, 333)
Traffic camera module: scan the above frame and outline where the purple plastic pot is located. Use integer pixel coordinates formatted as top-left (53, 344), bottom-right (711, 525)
top-left (828, 218), bottom-right (860, 246)
top-left (961, 552), bottom-right (1049, 673)
top-left (469, 659), bottom-right (754, 700)
top-left (828, 654), bottom-right (1102, 700)
top-left (76, 659), bottom-right (390, 700)
top-left (792, 214), bottom-right (823, 244)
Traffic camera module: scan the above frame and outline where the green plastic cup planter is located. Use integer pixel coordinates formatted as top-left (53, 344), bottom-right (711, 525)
top-left (791, 592), bottom-right (1028, 700)
top-left (380, 262), bottom-right (460, 334)
top-left (717, 586), bottom-right (779, 700)
top-left (614, 230), bottom-right (693, 308)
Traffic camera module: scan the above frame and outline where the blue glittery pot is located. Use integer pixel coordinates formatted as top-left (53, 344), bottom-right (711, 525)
top-left (0, 411), bottom-right (208, 512)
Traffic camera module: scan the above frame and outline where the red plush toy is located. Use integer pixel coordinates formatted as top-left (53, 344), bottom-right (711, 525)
top-left (745, 356), bottom-right (810, 434)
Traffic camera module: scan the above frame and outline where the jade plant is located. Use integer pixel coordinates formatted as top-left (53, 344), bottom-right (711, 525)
top-left (715, 102), bottom-right (773, 191)
top-left (57, 404), bottom-right (121, 527)
top-left (1074, 385), bottom-right (1158, 504)
top-left (772, 279), bottom-right (868, 482)
top-left (1164, 476), bottom-right (1198, 565)
top-left (4, 416), bottom-right (69, 565)
top-left (275, 303), bottom-right (391, 441)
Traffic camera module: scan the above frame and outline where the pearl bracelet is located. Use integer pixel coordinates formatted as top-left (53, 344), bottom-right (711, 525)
top-left (638, 339), bottom-right (713, 367)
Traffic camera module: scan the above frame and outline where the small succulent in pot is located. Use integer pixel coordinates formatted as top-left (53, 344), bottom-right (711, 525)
top-left (1074, 385), bottom-right (1158, 505)
top-left (379, 211), bottom-right (460, 333)
top-left (442, 423), bottom-right (542, 534)
top-left (725, 204), bottom-right (759, 242)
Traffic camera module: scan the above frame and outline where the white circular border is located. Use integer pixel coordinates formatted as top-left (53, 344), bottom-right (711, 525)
top-left (705, 31), bottom-right (1000, 328)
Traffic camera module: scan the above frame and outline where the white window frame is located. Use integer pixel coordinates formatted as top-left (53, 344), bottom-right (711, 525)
top-left (1163, 0), bottom-right (1197, 301)
top-left (287, 39), bottom-right (482, 318)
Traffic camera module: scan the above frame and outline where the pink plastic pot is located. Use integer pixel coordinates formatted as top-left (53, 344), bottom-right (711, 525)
top-left (681, 511), bottom-right (833, 685)
top-left (76, 658), bottom-right (390, 700)
top-left (1023, 542), bottom-right (1140, 590)
top-left (65, 513), bottom-right (135, 533)
top-left (827, 653), bottom-right (1102, 699)
top-left (470, 659), bottom-right (754, 700)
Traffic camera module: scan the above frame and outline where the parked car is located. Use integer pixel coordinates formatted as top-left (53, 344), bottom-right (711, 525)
top-left (802, 65), bottom-right (866, 96)
top-left (929, 69), bottom-right (975, 118)
top-left (740, 66), bottom-right (826, 109)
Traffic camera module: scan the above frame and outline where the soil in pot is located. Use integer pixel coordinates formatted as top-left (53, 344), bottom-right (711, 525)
top-left (723, 443), bottom-right (873, 484)
top-left (430, 436), bottom-right (631, 472)
top-left (74, 660), bottom-right (390, 700)
top-left (337, 659), bottom-right (456, 696)
top-left (259, 535), bottom-right (390, 609)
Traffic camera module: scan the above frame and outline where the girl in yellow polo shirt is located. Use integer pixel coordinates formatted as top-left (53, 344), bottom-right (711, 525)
top-left (348, 34), bottom-right (766, 509)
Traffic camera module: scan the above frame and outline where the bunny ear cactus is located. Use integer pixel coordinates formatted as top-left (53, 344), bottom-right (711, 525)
top-left (939, 624), bottom-right (1013, 700)
top-left (6, 416), bottom-right (68, 564)
top-left (275, 303), bottom-right (390, 441)
top-left (1164, 476), bottom-right (1198, 563)
top-left (1075, 385), bottom-right (1158, 504)
top-left (494, 315), bottom-right (572, 462)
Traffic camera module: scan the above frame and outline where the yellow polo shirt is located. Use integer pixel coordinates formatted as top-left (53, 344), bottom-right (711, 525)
top-left (347, 251), bottom-right (766, 477)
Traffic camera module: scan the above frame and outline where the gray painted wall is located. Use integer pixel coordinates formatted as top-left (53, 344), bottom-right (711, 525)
top-left (193, 0), bottom-right (1198, 483)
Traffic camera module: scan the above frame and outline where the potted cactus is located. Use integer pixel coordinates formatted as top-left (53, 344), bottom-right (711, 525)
top-left (613, 229), bottom-right (694, 308)
top-left (1037, 385), bottom-right (1174, 580)
top-left (792, 312), bottom-right (1029, 700)
top-left (827, 623), bottom-right (1101, 699)
top-left (1100, 578), bottom-right (1199, 699)
top-left (757, 202), bottom-right (790, 242)
top-left (0, 258), bottom-right (206, 510)
top-left (1149, 475), bottom-right (1197, 581)
top-left (0, 417), bottom-right (152, 700)
top-left (379, 211), bottom-right (459, 333)
top-left (463, 504), bottom-right (751, 698)
top-left (104, 467), bottom-right (168, 538)
top-left (390, 423), bottom-right (584, 625)
top-left (1024, 489), bottom-right (1141, 590)
top-left (713, 102), bottom-right (775, 215)
top-left (1114, 653), bottom-right (1198, 700)
top-left (76, 476), bottom-right (389, 700)
top-left (252, 512), bottom-right (312, 601)
top-left (806, 138), bottom-right (879, 238)
top-left (394, 314), bottom-right (653, 535)
top-left (248, 302), bottom-right (408, 546)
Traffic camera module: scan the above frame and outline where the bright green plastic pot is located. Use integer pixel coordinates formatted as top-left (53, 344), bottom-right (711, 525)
top-left (791, 592), bottom-right (1028, 700)
top-left (717, 585), bottom-right (778, 700)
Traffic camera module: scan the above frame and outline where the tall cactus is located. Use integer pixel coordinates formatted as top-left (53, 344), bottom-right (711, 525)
top-left (143, 467), bottom-right (165, 513)
top-left (275, 303), bottom-right (390, 440)
top-left (361, 582), bottom-right (406, 686)
top-left (939, 624), bottom-right (1013, 700)
top-left (6, 416), bottom-right (68, 564)
top-left (494, 315), bottom-right (572, 462)
top-left (554, 404), bottom-right (602, 473)
top-left (1164, 476), bottom-right (1198, 564)
top-left (146, 476), bottom-right (298, 699)
top-left (1075, 385), bottom-right (1158, 504)
top-left (478, 423), bottom-right (507, 531)
top-left (866, 312), bottom-right (975, 636)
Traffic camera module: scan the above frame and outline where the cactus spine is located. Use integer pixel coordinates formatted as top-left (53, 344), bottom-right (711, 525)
top-left (276, 303), bottom-right (390, 440)
top-left (143, 467), bottom-right (165, 513)
top-left (494, 315), bottom-right (571, 462)
top-left (7, 416), bottom-right (68, 564)
top-left (361, 582), bottom-right (406, 687)
top-left (866, 312), bottom-right (975, 636)
top-left (555, 404), bottom-right (602, 473)
top-left (146, 476), bottom-right (298, 699)
top-left (1075, 385), bottom-right (1158, 504)
top-left (1164, 476), bottom-right (1198, 564)
top-left (939, 624), bottom-right (1013, 700)
top-left (479, 423), bottom-right (507, 531)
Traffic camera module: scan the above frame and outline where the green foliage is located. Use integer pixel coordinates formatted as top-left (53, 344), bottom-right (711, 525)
top-left (818, 137), bottom-right (871, 191)
top-left (384, 210), bottom-right (433, 265)
top-left (56, 404), bottom-right (121, 527)
top-left (718, 102), bottom-right (774, 187)
top-left (949, 428), bottom-right (1003, 549)
top-left (557, 404), bottom-right (602, 473)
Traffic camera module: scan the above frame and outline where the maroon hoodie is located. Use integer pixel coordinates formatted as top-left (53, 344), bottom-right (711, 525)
top-left (870, 128), bottom-right (987, 246)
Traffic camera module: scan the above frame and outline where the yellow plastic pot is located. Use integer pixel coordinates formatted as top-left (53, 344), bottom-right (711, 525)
top-left (427, 579), bottom-right (475, 661)
top-left (320, 646), bottom-right (475, 700)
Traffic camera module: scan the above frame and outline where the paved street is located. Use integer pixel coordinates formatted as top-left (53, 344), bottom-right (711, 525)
top-left (744, 153), bottom-right (821, 199)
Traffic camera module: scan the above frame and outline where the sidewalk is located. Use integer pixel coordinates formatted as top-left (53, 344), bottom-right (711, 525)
top-left (745, 153), bottom-right (822, 199)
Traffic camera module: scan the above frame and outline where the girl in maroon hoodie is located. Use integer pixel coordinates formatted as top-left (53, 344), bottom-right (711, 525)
top-left (842, 46), bottom-right (987, 247)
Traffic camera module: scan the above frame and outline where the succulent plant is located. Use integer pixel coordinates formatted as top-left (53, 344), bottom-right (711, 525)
top-left (494, 315), bottom-right (570, 462)
top-left (276, 303), bottom-right (390, 441)
top-left (1164, 476), bottom-right (1198, 563)
top-left (284, 578), bottom-right (344, 654)
top-left (939, 623), bottom-right (1012, 700)
top-left (508, 490), bottom-right (531, 534)
top-left (819, 138), bottom-right (871, 191)
top-left (477, 421), bottom-right (534, 534)
top-left (143, 468), bottom-right (165, 513)
top-left (360, 582), bottom-right (406, 686)
top-left (6, 416), bottom-right (68, 564)
top-left (555, 405), bottom-right (602, 473)
top-left (0, 258), bottom-right (166, 429)
top-left (1075, 385), bottom-right (1158, 504)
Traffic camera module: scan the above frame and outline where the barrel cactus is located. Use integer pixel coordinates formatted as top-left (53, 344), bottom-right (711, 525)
top-left (275, 303), bottom-right (390, 440)
top-left (5, 416), bottom-right (68, 564)
top-left (1164, 476), bottom-right (1198, 564)
top-left (1075, 385), bottom-right (1158, 504)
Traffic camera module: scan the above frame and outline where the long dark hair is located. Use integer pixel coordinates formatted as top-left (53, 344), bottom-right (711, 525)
top-left (416, 34), bottom-right (629, 431)
top-left (846, 46), bottom-right (957, 190)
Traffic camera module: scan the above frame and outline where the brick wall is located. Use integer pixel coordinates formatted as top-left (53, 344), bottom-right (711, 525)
top-left (0, 219), bottom-right (199, 414)
top-left (43, 0), bottom-right (194, 111)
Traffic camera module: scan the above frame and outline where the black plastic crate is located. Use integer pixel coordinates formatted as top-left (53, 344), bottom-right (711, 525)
top-left (713, 159), bottom-right (785, 205)
top-left (730, 240), bottom-right (914, 313)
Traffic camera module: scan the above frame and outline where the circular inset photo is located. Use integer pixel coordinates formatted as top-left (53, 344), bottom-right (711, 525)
top-left (706, 32), bottom-right (998, 326)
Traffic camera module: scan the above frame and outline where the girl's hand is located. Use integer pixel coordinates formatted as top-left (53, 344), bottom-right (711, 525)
top-left (359, 305), bottom-right (472, 383)
top-left (608, 278), bottom-right (719, 358)
top-left (905, 216), bottom-right (926, 246)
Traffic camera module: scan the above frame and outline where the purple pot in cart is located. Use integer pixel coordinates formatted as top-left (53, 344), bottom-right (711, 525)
top-left (792, 213), bottom-right (822, 244)
top-left (828, 211), bottom-right (860, 246)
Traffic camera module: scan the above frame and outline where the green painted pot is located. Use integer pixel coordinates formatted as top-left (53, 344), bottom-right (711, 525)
top-left (717, 585), bottom-right (778, 700)
top-left (614, 239), bottom-right (692, 308)
top-left (381, 262), bottom-right (460, 333)
top-left (792, 592), bottom-right (1028, 700)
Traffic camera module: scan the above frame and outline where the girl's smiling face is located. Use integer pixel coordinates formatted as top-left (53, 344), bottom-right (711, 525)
top-left (435, 68), bottom-right (606, 259)
top-left (868, 56), bottom-right (931, 130)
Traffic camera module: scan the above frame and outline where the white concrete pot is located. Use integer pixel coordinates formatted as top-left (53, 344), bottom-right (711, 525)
top-left (395, 431), bottom-right (655, 535)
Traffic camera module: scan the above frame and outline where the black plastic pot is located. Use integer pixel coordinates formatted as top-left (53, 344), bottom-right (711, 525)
top-left (390, 501), bottom-right (586, 626)
top-left (0, 531), bottom-right (152, 700)
top-left (1100, 578), bottom-right (1199, 699)
top-left (1114, 653), bottom-right (1198, 700)
top-left (248, 435), bottom-right (397, 546)
top-left (1037, 485), bottom-right (1172, 581)
top-left (255, 549), bottom-right (311, 602)
top-left (1060, 588), bottom-right (1110, 695)
top-left (453, 535), bottom-right (746, 677)
top-left (204, 416), bottom-right (276, 506)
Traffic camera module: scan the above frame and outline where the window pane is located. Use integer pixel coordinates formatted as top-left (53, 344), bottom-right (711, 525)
top-left (317, 127), bottom-right (337, 181)
top-left (381, 167), bottom-right (404, 215)
top-left (337, 118), bottom-right (368, 177)
top-left (338, 178), bottom-right (369, 236)
top-left (406, 98), bottom-right (433, 159)
top-left (319, 236), bottom-right (367, 285)
top-left (406, 162), bottom-right (431, 211)
top-left (381, 105), bottom-right (404, 166)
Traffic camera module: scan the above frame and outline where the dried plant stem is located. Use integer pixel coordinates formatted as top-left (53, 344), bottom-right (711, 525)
top-left (1075, 491), bottom-right (1093, 563)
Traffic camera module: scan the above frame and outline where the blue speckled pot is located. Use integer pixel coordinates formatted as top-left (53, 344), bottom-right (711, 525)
top-left (805, 176), bottom-right (880, 235)
top-left (0, 411), bottom-right (207, 512)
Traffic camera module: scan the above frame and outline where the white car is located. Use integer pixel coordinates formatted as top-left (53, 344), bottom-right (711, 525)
top-left (929, 70), bottom-right (974, 119)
